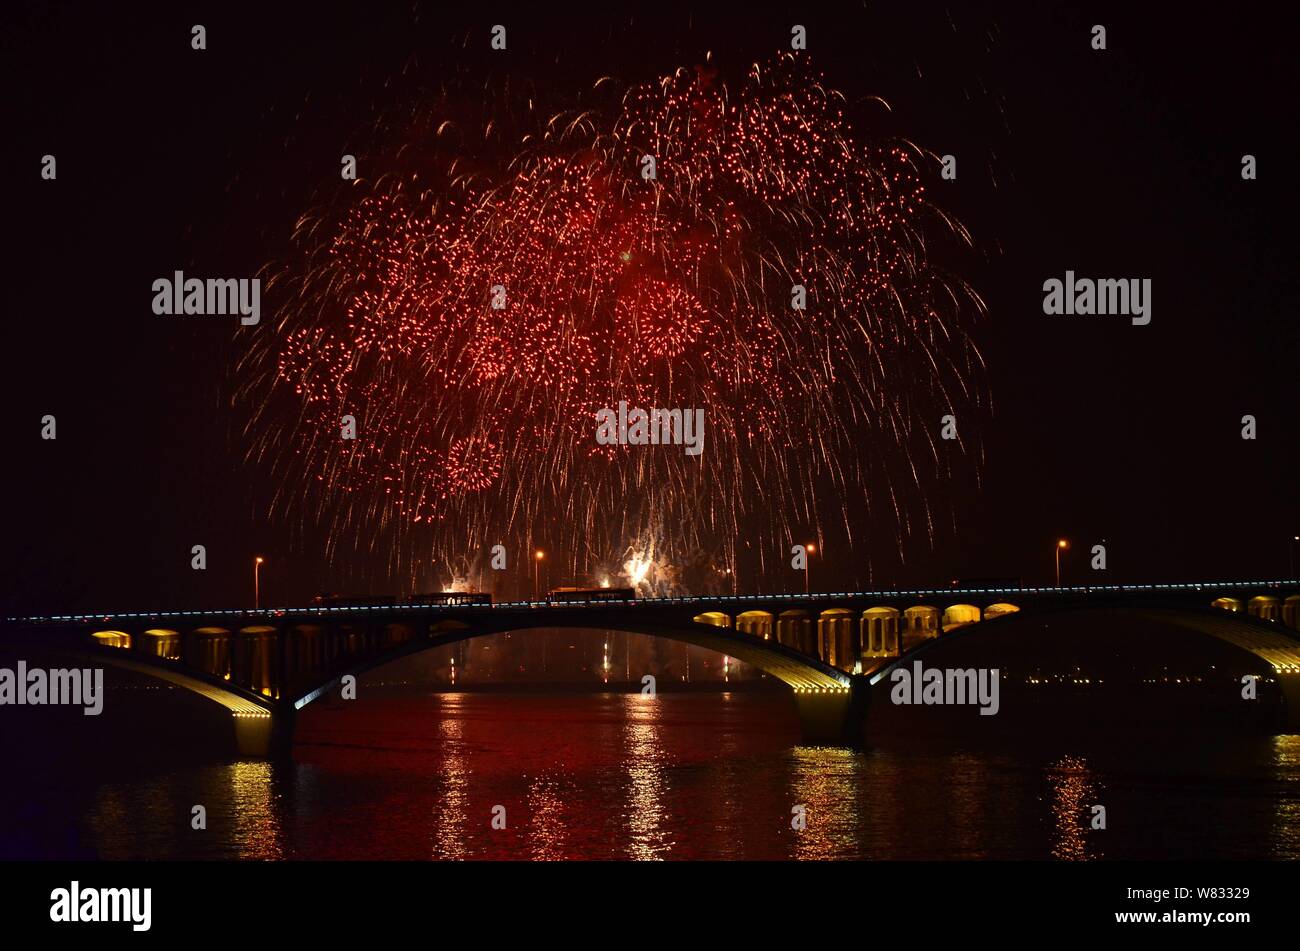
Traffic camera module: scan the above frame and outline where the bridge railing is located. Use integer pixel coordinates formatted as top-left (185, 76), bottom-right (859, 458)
top-left (6, 579), bottom-right (1297, 626)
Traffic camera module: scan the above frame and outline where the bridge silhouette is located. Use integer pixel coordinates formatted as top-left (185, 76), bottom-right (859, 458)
top-left (5, 579), bottom-right (1300, 755)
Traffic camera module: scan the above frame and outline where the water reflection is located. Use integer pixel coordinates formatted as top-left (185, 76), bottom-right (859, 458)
top-left (230, 760), bottom-right (283, 859)
top-left (788, 746), bottom-right (864, 860)
top-left (86, 760), bottom-right (284, 860)
top-left (1269, 735), bottom-right (1300, 859)
top-left (706, 693), bottom-right (748, 860)
top-left (943, 752), bottom-right (996, 860)
top-left (622, 695), bottom-right (671, 859)
top-left (39, 692), bottom-right (1300, 860)
top-left (1046, 755), bottom-right (1101, 861)
top-left (432, 695), bottom-right (470, 859)
top-left (526, 772), bottom-right (569, 860)
top-left (86, 786), bottom-right (135, 860)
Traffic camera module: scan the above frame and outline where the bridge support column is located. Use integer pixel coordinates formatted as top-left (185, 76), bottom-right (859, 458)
top-left (1277, 674), bottom-right (1300, 734)
top-left (793, 676), bottom-right (870, 747)
top-left (229, 706), bottom-right (296, 759)
top-left (231, 712), bottom-right (277, 758)
top-left (268, 706), bottom-right (297, 759)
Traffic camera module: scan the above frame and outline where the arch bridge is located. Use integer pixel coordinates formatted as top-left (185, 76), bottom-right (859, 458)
top-left (5, 579), bottom-right (1299, 754)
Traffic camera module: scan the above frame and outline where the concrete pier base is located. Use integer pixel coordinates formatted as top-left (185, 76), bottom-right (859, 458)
top-left (793, 676), bottom-right (870, 747)
top-left (263, 707), bottom-right (297, 759)
top-left (1277, 673), bottom-right (1300, 733)
top-left (232, 712), bottom-right (276, 758)
top-left (232, 707), bottom-right (297, 759)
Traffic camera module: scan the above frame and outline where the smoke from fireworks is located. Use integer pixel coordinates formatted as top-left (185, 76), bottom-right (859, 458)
top-left (241, 53), bottom-right (987, 595)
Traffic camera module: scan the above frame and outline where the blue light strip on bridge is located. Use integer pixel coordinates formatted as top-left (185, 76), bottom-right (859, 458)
top-left (4, 579), bottom-right (1298, 625)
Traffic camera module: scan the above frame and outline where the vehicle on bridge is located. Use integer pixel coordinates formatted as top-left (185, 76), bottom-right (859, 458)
top-left (547, 586), bottom-right (637, 603)
top-left (409, 591), bottom-right (493, 607)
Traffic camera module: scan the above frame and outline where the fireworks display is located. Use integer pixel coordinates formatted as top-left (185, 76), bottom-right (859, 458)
top-left (241, 53), bottom-right (987, 595)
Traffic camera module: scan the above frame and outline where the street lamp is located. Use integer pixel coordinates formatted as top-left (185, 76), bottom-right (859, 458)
top-left (805, 543), bottom-right (816, 594)
top-left (1055, 540), bottom-right (1068, 587)
top-left (534, 549), bottom-right (545, 600)
top-left (254, 556), bottom-right (265, 610)
top-left (1292, 535), bottom-right (1299, 578)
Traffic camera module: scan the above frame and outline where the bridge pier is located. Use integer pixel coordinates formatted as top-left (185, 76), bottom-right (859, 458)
top-left (1277, 674), bottom-right (1300, 734)
top-left (263, 706), bottom-right (297, 759)
top-left (231, 707), bottom-right (297, 759)
top-left (231, 710), bottom-right (278, 758)
top-left (793, 676), bottom-right (870, 747)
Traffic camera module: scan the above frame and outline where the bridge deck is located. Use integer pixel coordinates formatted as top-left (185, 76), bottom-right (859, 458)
top-left (7, 579), bottom-right (1297, 627)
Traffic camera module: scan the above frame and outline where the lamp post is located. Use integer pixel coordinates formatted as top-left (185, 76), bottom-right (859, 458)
top-left (536, 547), bottom-right (547, 673)
top-left (805, 543), bottom-right (816, 594)
top-left (1292, 535), bottom-right (1298, 578)
top-left (1055, 540), bottom-right (1068, 587)
top-left (254, 556), bottom-right (265, 610)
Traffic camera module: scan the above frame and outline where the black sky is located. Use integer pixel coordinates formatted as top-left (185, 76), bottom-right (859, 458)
top-left (2, 1), bottom-right (1297, 613)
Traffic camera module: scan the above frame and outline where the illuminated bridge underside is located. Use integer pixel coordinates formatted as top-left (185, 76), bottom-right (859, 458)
top-left (54, 649), bottom-right (274, 756)
top-left (870, 604), bottom-right (1300, 675)
top-left (443, 613), bottom-right (852, 692)
top-left (1129, 610), bottom-right (1300, 721)
top-left (61, 650), bottom-right (272, 716)
top-left (1129, 611), bottom-right (1300, 673)
top-left (291, 617), bottom-right (850, 709)
top-left (867, 605), bottom-right (1300, 732)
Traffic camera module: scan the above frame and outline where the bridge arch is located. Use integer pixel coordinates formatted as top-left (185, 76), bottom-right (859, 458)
top-left (284, 624), bottom-right (326, 674)
top-left (902, 606), bottom-right (940, 647)
top-left (941, 604), bottom-right (981, 631)
top-left (869, 603), bottom-right (1300, 731)
top-left (140, 628), bottom-right (182, 660)
top-left (71, 635), bottom-right (276, 755)
top-left (279, 611), bottom-right (854, 710)
top-left (693, 611), bottom-right (731, 629)
top-left (1286, 596), bottom-right (1300, 631)
top-left (777, 610), bottom-right (815, 654)
top-left (384, 622), bottom-right (417, 646)
top-left (186, 627), bottom-right (233, 678)
top-left (908, 603), bottom-right (1300, 665)
top-left (236, 626), bottom-right (279, 697)
top-left (1212, 597), bottom-right (1244, 612)
top-left (818, 608), bottom-right (856, 670)
top-left (1249, 596), bottom-right (1282, 622)
top-left (861, 607), bottom-right (900, 657)
top-left (91, 630), bottom-right (131, 649)
top-left (735, 610), bottom-right (773, 640)
top-left (984, 603), bottom-right (1020, 621)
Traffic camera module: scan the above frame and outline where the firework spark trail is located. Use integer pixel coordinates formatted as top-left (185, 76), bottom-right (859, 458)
top-left (240, 54), bottom-right (988, 595)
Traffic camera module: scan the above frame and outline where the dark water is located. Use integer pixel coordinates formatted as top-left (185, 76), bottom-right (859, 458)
top-left (6, 689), bottom-right (1300, 860)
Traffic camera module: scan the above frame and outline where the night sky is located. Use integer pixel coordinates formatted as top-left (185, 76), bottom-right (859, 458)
top-left (2, 1), bottom-right (1296, 614)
